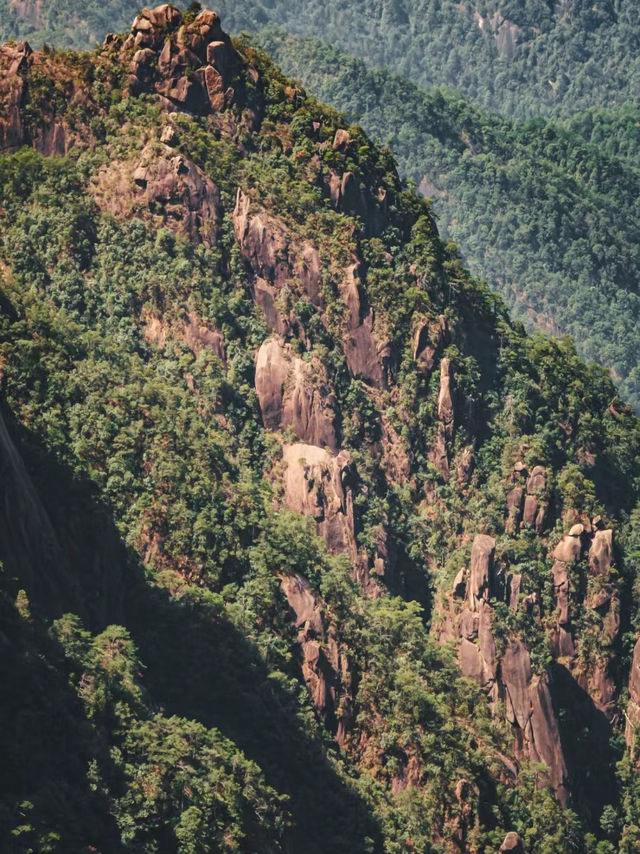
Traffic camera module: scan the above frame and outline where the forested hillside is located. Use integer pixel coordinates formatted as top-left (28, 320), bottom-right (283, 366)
top-left (4, 0), bottom-right (640, 409)
top-left (258, 29), bottom-right (640, 409)
top-left (1, 6), bottom-right (640, 853)
top-left (4, 0), bottom-right (640, 118)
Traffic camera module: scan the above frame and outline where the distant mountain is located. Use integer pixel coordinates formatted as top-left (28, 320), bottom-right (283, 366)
top-left (259, 29), bottom-right (640, 410)
top-left (4, 0), bottom-right (640, 118)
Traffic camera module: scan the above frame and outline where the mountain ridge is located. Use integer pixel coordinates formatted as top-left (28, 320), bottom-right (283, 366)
top-left (0, 5), bottom-right (639, 852)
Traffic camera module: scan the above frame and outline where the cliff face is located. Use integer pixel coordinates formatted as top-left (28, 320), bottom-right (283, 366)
top-left (1, 6), bottom-right (640, 853)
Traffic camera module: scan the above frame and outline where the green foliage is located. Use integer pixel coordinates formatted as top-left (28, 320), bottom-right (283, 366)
top-left (0, 21), bottom-right (639, 854)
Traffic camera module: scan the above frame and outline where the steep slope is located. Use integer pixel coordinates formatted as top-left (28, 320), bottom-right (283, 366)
top-left (5, 3), bottom-right (640, 413)
top-left (1, 6), bottom-right (640, 853)
top-left (256, 30), bottom-right (640, 411)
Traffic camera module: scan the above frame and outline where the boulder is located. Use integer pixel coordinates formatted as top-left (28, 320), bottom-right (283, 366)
top-left (332, 128), bottom-right (350, 151)
top-left (589, 528), bottom-right (613, 575)
top-left (526, 465), bottom-right (546, 495)
top-left (499, 831), bottom-right (523, 853)
top-left (468, 534), bottom-right (495, 608)
top-left (553, 534), bottom-right (581, 564)
top-left (282, 443), bottom-right (356, 557)
top-left (522, 494), bottom-right (538, 527)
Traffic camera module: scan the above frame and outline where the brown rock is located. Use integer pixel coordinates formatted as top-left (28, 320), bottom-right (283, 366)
top-left (233, 190), bottom-right (290, 284)
top-left (198, 64), bottom-right (225, 111)
top-left (478, 601), bottom-right (497, 678)
top-left (255, 339), bottom-right (337, 449)
top-left (182, 312), bottom-right (225, 361)
top-left (437, 357), bottom-right (454, 438)
top-left (460, 638), bottom-right (483, 682)
top-left (93, 143), bottom-right (220, 246)
top-left (281, 573), bottom-right (351, 735)
top-left (589, 528), bottom-right (613, 575)
top-left (344, 313), bottom-right (391, 389)
top-left (522, 494), bottom-right (538, 527)
top-left (282, 443), bottom-right (356, 557)
top-left (332, 128), bottom-right (350, 151)
top-left (413, 315), bottom-right (446, 371)
top-left (526, 465), bottom-right (546, 495)
top-left (0, 41), bottom-right (32, 153)
top-left (253, 277), bottom-right (290, 336)
top-left (553, 626), bottom-right (575, 658)
top-left (508, 573), bottom-right (522, 611)
top-left (453, 568), bottom-right (467, 598)
top-left (255, 339), bottom-right (290, 429)
top-left (506, 485), bottom-right (524, 517)
top-left (457, 446), bottom-right (474, 485)
top-left (428, 422), bottom-right (449, 482)
top-left (459, 608), bottom-right (479, 639)
top-left (527, 674), bottom-right (569, 804)
top-left (626, 636), bottom-right (640, 745)
top-left (295, 243), bottom-right (324, 307)
top-left (534, 501), bottom-right (548, 534)
top-left (501, 640), bottom-right (531, 730)
top-left (500, 832), bottom-right (523, 853)
top-left (553, 534), bottom-right (581, 564)
top-left (468, 534), bottom-right (495, 608)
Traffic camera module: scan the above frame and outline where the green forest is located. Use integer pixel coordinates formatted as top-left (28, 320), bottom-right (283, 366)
top-left (1, 3), bottom-right (640, 853)
top-left (3, 0), bottom-right (640, 411)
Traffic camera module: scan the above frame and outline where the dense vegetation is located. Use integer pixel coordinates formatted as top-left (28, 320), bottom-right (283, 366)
top-left (5, 0), bottom-right (640, 119)
top-left (258, 29), bottom-right (640, 409)
top-left (1, 7), bottom-right (640, 853)
top-left (5, 1), bottom-right (640, 413)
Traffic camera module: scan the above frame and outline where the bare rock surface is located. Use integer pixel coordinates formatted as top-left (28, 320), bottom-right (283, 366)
top-left (255, 339), bottom-right (337, 449)
top-left (93, 143), bottom-right (221, 246)
top-left (282, 443), bottom-right (356, 557)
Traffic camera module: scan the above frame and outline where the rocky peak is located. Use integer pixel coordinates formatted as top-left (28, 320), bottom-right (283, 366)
top-left (113, 4), bottom-right (254, 114)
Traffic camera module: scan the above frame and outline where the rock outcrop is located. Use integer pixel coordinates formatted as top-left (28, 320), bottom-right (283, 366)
top-left (234, 191), bottom-right (393, 388)
top-left (451, 530), bottom-right (571, 803)
top-left (93, 143), bottom-right (221, 246)
top-left (282, 443), bottom-right (357, 558)
top-left (255, 339), bottom-right (337, 450)
top-left (413, 315), bottom-right (447, 372)
top-left (117, 4), bottom-right (249, 115)
top-left (0, 41), bottom-right (30, 153)
top-left (626, 636), bottom-right (640, 748)
top-left (467, 534), bottom-right (495, 608)
top-left (499, 830), bottom-right (523, 852)
top-left (281, 573), bottom-right (352, 742)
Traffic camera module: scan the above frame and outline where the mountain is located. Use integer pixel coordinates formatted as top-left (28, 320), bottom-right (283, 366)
top-left (4, 2), bottom-right (640, 413)
top-left (1, 5), bottom-right (640, 853)
top-left (256, 30), bottom-right (640, 410)
top-left (4, 0), bottom-right (640, 118)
